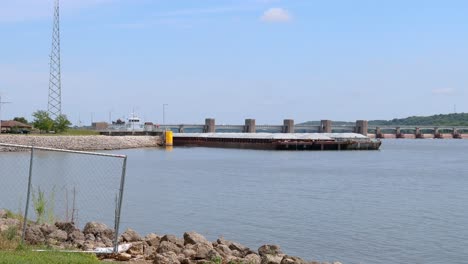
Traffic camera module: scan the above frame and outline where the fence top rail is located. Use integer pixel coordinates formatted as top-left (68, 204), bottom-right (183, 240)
top-left (0, 143), bottom-right (127, 158)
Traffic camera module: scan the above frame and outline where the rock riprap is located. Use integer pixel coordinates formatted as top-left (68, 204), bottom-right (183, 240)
top-left (0, 135), bottom-right (161, 152)
top-left (0, 210), bottom-right (343, 264)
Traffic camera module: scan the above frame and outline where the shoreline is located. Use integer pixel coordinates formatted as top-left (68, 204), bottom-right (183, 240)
top-left (0, 209), bottom-right (340, 264)
top-left (0, 135), bottom-right (162, 152)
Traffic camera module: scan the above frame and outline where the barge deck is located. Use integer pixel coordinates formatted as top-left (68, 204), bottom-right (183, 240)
top-left (173, 133), bottom-right (381, 150)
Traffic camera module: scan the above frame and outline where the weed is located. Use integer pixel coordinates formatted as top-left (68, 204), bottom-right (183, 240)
top-left (32, 187), bottom-right (46, 224)
top-left (0, 227), bottom-right (20, 250)
top-left (4, 210), bottom-right (22, 221)
top-left (211, 256), bottom-right (223, 264)
top-left (4, 226), bottom-right (18, 241)
top-left (227, 260), bottom-right (246, 264)
top-left (31, 187), bottom-right (56, 224)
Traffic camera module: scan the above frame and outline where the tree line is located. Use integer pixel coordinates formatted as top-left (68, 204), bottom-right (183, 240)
top-left (300, 113), bottom-right (468, 126)
top-left (368, 113), bottom-right (468, 126)
top-left (12, 110), bottom-right (71, 133)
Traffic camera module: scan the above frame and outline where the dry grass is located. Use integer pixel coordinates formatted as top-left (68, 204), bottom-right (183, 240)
top-left (0, 235), bottom-right (20, 251)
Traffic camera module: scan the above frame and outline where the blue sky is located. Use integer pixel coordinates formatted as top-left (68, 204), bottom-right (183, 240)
top-left (1, 0), bottom-right (468, 125)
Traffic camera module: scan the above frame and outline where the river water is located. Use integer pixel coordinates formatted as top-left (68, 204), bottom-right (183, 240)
top-left (2, 139), bottom-right (468, 263)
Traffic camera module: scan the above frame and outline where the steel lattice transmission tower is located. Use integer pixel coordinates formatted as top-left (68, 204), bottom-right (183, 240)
top-left (48, 0), bottom-right (62, 119)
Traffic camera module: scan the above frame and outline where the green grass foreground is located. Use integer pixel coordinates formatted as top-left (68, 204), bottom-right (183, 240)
top-left (0, 250), bottom-right (100, 264)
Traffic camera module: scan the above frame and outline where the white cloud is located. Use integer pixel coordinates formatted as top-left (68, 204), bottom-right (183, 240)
top-left (432, 88), bottom-right (456, 95)
top-left (261, 7), bottom-right (291, 23)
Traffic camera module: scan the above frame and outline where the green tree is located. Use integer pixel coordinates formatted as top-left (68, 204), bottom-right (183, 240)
top-left (13, 117), bottom-right (28, 124)
top-left (53, 114), bottom-right (71, 133)
top-left (32, 110), bottom-right (54, 133)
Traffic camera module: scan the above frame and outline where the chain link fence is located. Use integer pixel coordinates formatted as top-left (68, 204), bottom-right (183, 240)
top-left (0, 143), bottom-right (127, 252)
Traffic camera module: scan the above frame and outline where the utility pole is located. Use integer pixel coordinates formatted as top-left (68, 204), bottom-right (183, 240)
top-left (48, 0), bottom-right (62, 119)
top-left (0, 96), bottom-right (12, 134)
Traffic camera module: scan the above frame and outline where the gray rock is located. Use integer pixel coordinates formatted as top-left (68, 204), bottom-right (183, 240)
top-left (48, 229), bottom-right (68, 242)
top-left (180, 258), bottom-right (192, 264)
top-left (73, 239), bottom-right (85, 248)
top-left (261, 254), bottom-right (283, 264)
top-left (206, 249), bottom-right (221, 261)
top-left (55, 222), bottom-right (77, 234)
top-left (121, 228), bottom-right (142, 242)
top-left (116, 253), bottom-right (132, 261)
top-left (157, 241), bottom-right (182, 255)
top-left (40, 223), bottom-right (58, 236)
top-left (94, 241), bottom-right (106, 248)
top-left (146, 233), bottom-right (161, 247)
top-left (0, 209), bottom-right (6, 218)
top-left (244, 253), bottom-right (262, 264)
top-left (231, 250), bottom-right (243, 258)
top-left (183, 232), bottom-right (210, 246)
top-left (280, 255), bottom-right (307, 264)
top-left (217, 237), bottom-right (229, 245)
top-left (193, 243), bottom-right (214, 260)
top-left (161, 234), bottom-right (184, 248)
top-left (68, 229), bottom-right (85, 242)
top-left (83, 222), bottom-right (114, 239)
top-left (82, 241), bottom-right (96, 251)
top-left (226, 256), bottom-right (243, 264)
top-left (215, 244), bottom-right (232, 257)
top-left (182, 248), bottom-right (196, 258)
top-left (144, 245), bottom-right (156, 259)
top-left (258, 245), bottom-right (283, 256)
top-left (102, 236), bottom-right (113, 247)
top-left (154, 252), bottom-right (181, 264)
top-left (177, 254), bottom-right (187, 262)
top-left (0, 218), bottom-right (20, 233)
top-left (85, 233), bottom-right (95, 241)
top-left (128, 241), bottom-right (145, 255)
top-left (25, 225), bottom-right (45, 245)
top-left (229, 241), bottom-right (249, 254)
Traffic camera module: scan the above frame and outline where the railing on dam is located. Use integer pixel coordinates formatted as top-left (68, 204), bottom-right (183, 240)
top-left (105, 118), bottom-right (468, 139)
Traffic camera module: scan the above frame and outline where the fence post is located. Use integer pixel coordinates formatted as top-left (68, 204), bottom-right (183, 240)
top-left (21, 146), bottom-right (35, 244)
top-left (113, 156), bottom-right (128, 253)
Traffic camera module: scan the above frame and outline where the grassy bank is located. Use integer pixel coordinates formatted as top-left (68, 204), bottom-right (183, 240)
top-left (0, 250), bottom-right (100, 264)
top-left (0, 242), bottom-right (100, 263)
top-left (0, 223), bottom-right (100, 264)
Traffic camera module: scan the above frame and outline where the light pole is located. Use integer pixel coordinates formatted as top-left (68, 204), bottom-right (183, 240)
top-left (162, 104), bottom-right (168, 130)
top-left (0, 95), bottom-right (12, 134)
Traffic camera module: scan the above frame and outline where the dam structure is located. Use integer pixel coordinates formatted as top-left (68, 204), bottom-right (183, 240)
top-left (165, 119), bottom-right (381, 151)
top-left (156, 118), bottom-right (468, 139)
top-left (100, 118), bottom-right (468, 150)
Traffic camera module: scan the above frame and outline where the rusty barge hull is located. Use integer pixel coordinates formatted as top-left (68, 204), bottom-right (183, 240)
top-left (173, 133), bottom-right (381, 151)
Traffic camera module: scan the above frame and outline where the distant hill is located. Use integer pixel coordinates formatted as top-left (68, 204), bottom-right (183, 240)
top-left (299, 121), bottom-right (355, 126)
top-left (300, 113), bottom-right (468, 126)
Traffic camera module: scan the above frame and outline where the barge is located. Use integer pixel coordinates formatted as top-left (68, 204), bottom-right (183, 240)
top-left (173, 133), bottom-right (381, 150)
